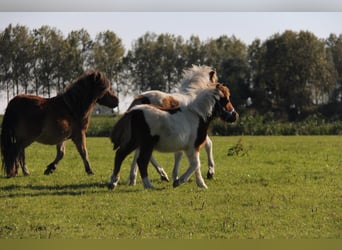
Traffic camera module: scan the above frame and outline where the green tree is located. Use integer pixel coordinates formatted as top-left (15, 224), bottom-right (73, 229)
top-left (326, 33), bottom-right (342, 102)
top-left (203, 35), bottom-right (250, 107)
top-left (249, 30), bottom-right (337, 120)
top-left (0, 24), bottom-right (15, 102)
top-left (91, 30), bottom-right (125, 92)
top-left (125, 32), bottom-right (187, 94)
top-left (32, 25), bottom-right (65, 96)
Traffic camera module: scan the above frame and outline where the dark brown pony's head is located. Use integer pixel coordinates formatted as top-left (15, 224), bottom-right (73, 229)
top-left (97, 89), bottom-right (119, 108)
top-left (214, 84), bottom-right (239, 123)
top-left (64, 70), bottom-right (118, 112)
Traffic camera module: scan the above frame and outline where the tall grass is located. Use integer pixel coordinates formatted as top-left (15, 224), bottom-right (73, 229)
top-left (0, 136), bottom-right (340, 239)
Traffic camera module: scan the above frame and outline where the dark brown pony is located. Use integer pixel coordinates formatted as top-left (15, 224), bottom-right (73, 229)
top-left (1, 70), bottom-right (118, 178)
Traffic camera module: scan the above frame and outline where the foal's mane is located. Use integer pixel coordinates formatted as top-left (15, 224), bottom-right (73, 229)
top-left (178, 65), bottom-right (217, 93)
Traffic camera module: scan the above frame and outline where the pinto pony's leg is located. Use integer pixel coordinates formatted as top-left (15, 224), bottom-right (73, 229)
top-left (72, 133), bottom-right (94, 175)
top-left (128, 148), bottom-right (140, 186)
top-left (150, 155), bottom-right (169, 182)
top-left (205, 136), bottom-right (215, 179)
top-left (109, 144), bottom-right (136, 190)
top-left (173, 150), bottom-right (208, 189)
top-left (172, 151), bottom-right (183, 181)
top-left (137, 144), bottom-right (155, 189)
top-left (128, 149), bottom-right (169, 185)
top-left (44, 142), bottom-right (66, 175)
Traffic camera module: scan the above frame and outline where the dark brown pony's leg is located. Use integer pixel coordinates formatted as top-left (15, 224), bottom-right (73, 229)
top-left (44, 142), bottom-right (66, 175)
top-left (18, 148), bottom-right (30, 176)
top-left (72, 133), bottom-right (94, 175)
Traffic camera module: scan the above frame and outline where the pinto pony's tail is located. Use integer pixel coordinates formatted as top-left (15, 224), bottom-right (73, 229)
top-left (1, 106), bottom-right (19, 177)
top-left (110, 111), bottom-right (133, 150)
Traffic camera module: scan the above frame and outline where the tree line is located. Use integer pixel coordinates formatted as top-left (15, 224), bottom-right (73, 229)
top-left (1, 24), bottom-right (342, 120)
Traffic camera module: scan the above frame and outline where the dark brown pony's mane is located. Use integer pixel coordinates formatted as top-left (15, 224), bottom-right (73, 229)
top-left (62, 70), bottom-right (110, 123)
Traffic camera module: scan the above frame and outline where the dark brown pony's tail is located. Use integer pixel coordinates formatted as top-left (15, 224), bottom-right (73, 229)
top-left (110, 111), bottom-right (133, 150)
top-left (1, 105), bottom-right (19, 177)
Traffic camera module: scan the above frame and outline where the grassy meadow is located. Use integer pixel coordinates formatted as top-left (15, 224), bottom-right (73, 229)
top-left (0, 136), bottom-right (341, 239)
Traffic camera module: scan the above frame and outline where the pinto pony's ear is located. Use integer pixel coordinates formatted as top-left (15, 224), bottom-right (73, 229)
top-left (209, 69), bottom-right (217, 83)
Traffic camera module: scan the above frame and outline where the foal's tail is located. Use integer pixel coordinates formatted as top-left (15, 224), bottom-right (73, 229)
top-left (1, 104), bottom-right (19, 177)
top-left (110, 111), bottom-right (133, 150)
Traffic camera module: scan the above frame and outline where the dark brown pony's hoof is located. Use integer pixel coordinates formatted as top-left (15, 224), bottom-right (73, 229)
top-left (22, 167), bottom-right (30, 176)
top-left (23, 171), bottom-right (30, 176)
top-left (108, 183), bottom-right (115, 190)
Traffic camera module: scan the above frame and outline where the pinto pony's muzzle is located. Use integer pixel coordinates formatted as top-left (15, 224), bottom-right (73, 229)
top-left (220, 108), bottom-right (238, 123)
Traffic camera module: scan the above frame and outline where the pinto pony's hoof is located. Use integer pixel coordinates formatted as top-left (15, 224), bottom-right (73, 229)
top-left (108, 183), bottom-right (115, 190)
top-left (87, 170), bottom-right (95, 175)
top-left (160, 175), bottom-right (169, 182)
top-left (44, 168), bottom-right (54, 175)
top-left (173, 179), bottom-right (180, 188)
top-left (207, 171), bottom-right (214, 179)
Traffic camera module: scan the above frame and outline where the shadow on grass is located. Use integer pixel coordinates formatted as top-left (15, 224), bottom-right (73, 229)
top-left (0, 181), bottom-right (146, 198)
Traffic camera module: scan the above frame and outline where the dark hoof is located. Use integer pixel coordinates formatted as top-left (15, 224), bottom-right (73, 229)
top-left (161, 175), bottom-right (170, 182)
top-left (44, 168), bottom-right (54, 175)
top-left (86, 169), bottom-right (95, 175)
top-left (23, 171), bottom-right (30, 176)
top-left (108, 183), bottom-right (115, 190)
top-left (207, 171), bottom-right (214, 179)
top-left (173, 179), bottom-right (180, 188)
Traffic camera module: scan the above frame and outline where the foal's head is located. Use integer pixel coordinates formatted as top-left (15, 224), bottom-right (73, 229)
top-left (214, 84), bottom-right (239, 123)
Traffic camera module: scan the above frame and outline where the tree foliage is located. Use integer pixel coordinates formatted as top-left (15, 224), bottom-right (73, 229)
top-left (0, 24), bottom-right (341, 121)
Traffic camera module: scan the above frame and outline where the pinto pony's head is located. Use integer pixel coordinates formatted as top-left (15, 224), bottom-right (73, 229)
top-left (213, 84), bottom-right (238, 123)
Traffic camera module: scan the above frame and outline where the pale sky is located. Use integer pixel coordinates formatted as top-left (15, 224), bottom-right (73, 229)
top-left (0, 12), bottom-right (341, 51)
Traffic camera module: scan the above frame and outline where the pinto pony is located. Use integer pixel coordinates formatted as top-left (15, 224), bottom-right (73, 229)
top-left (126, 65), bottom-right (219, 185)
top-left (1, 70), bottom-right (118, 178)
top-left (109, 83), bottom-right (238, 190)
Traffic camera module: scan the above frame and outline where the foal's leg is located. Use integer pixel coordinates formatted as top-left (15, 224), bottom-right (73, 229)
top-left (173, 150), bottom-right (208, 189)
top-left (72, 133), bottom-right (94, 175)
top-left (205, 136), bottom-right (215, 179)
top-left (44, 142), bottom-right (66, 175)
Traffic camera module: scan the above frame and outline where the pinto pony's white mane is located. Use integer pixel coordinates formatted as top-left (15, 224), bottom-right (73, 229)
top-left (187, 85), bottom-right (221, 122)
top-left (178, 65), bottom-right (217, 94)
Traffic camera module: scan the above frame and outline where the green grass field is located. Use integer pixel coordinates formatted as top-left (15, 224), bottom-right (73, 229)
top-left (0, 136), bottom-right (341, 239)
